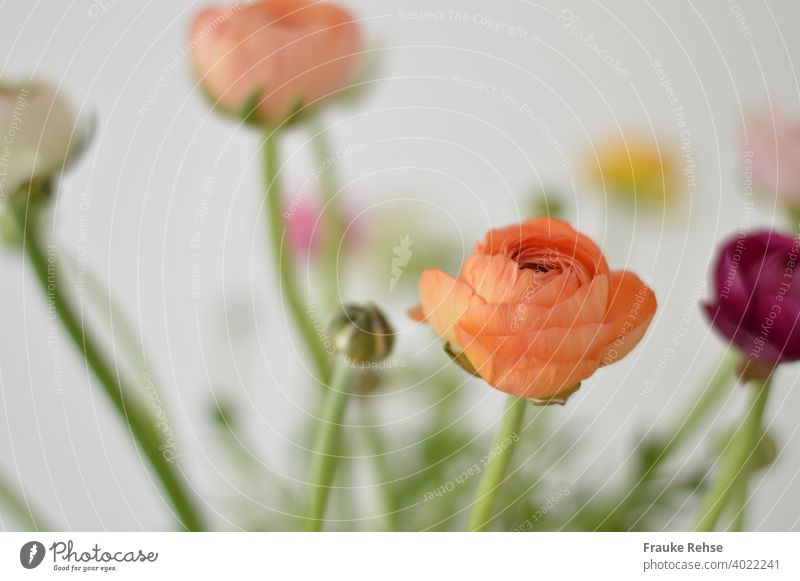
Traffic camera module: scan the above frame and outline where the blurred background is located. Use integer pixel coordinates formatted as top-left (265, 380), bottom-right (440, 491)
top-left (1, 0), bottom-right (799, 531)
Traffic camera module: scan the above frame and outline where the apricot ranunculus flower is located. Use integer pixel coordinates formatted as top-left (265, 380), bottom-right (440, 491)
top-left (189, 0), bottom-right (362, 125)
top-left (414, 218), bottom-right (657, 404)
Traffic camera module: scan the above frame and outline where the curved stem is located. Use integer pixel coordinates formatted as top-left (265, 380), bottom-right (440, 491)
top-left (0, 470), bottom-right (51, 530)
top-left (12, 202), bottom-right (204, 531)
top-left (693, 376), bottom-right (771, 532)
top-left (263, 129), bottom-right (331, 381)
top-left (591, 351), bottom-right (739, 531)
top-left (61, 247), bottom-right (154, 390)
top-left (309, 119), bottom-right (344, 315)
top-left (657, 351), bottom-right (739, 464)
top-left (467, 395), bottom-right (526, 532)
top-left (305, 359), bottom-right (356, 531)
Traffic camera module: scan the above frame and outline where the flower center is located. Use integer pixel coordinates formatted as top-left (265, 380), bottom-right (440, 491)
top-left (508, 245), bottom-right (563, 275)
top-left (519, 261), bottom-right (559, 273)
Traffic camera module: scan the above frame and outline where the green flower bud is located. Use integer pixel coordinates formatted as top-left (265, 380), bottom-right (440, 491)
top-left (352, 369), bottom-right (383, 396)
top-left (329, 303), bottom-right (394, 364)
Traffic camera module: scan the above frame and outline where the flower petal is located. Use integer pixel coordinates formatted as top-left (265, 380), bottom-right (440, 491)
top-left (455, 272), bottom-right (608, 340)
top-left (458, 253), bottom-right (524, 303)
top-left (594, 271), bottom-right (657, 363)
top-left (476, 218), bottom-right (609, 279)
top-left (419, 269), bottom-right (483, 348)
top-left (455, 332), bottom-right (600, 399)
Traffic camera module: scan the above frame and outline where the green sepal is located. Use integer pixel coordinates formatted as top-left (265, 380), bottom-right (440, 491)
top-left (238, 87), bottom-right (264, 126)
top-left (443, 342), bottom-right (481, 377)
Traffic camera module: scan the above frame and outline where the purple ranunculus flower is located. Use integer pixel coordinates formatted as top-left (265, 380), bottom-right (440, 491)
top-left (705, 230), bottom-right (800, 375)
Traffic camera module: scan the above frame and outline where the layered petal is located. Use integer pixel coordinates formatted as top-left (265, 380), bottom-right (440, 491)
top-left (413, 217), bottom-right (657, 403)
top-left (454, 332), bottom-right (601, 399)
top-left (476, 218), bottom-right (609, 280)
top-left (454, 273), bottom-right (608, 339)
top-left (708, 230), bottom-right (800, 367)
top-left (418, 269), bottom-right (483, 349)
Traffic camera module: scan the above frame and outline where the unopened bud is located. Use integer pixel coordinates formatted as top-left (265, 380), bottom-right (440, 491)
top-left (329, 303), bottom-right (394, 364)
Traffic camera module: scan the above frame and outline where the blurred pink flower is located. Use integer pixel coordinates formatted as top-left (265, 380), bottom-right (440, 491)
top-left (745, 109), bottom-right (800, 205)
top-left (284, 197), bottom-right (356, 257)
top-left (286, 200), bottom-right (321, 254)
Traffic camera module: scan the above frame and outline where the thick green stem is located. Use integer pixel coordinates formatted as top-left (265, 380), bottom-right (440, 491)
top-left (12, 202), bottom-right (204, 531)
top-left (309, 119), bottom-right (344, 315)
top-left (694, 377), bottom-right (771, 531)
top-left (0, 470), bottom-right (50, 530)
top-left (305, 360), bottom-right (356, 531)
top-left (263, 130), bottom-right (331, 381)
top-left (726, 478), bottom-right (748, 532)
top-left (467, 395), bottom-right (526, 532)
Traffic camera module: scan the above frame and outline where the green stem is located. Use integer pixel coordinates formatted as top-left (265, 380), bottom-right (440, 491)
top-left (693, 376), bottom-right (771, 531)
top-left (358, 400), bottom-right (399, 531)
top-left (0, 470), bottom-right (50, 530)
top-left (309, 119), bottom-right (344, 315)
top-left (61, 247), bottom-right (154, 391)
top-left (213, 402), bottom-right (261, 488)
top-left (726, 477), bottom-right (748, 532)
top-left (657, 351), bottom-right (739, 464)
top-left (12, 202), bottom-right (204, 531)
top-left (784, 203), bottom-right (800, 235)
top-left (467, 395), bottom-right (526, 532)
top-left (263, 129), bottom-right (331, 381)
top-left (592, 351), bottom-right (739, 531)
top-left (305, 360), bottom-right (356, 531)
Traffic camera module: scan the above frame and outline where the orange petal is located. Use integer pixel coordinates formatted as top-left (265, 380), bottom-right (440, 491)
top-left (458, 253), bottom-right (524, 303)
top-left (528, 273), bottom-right (610, 329)
top-left (455, 273), bottom-right (607, 339)
top-left (407, 305), bottom-right (425, 322)
top-left (476, 217), bottom-right (578, 252)
top-left (456, 315), bottom-right (610, 363)
top-left (594, 271), bottom-right (657, 363)
top-left (419, 269), bottom-right (483, 349)
top-left (455, 332), bottom-right (600, 399)
top-left (476, 218), bottom-right (609, 278)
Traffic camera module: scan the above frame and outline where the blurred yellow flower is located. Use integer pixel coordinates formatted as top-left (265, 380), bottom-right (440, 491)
top-left (587, 136), bottom-right (679, 209)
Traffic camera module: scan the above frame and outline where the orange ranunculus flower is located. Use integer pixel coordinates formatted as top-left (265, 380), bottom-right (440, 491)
top-left (189, 0), bottom-right (361, 124)
top-left (413, 218), bottom-right (657, 404)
